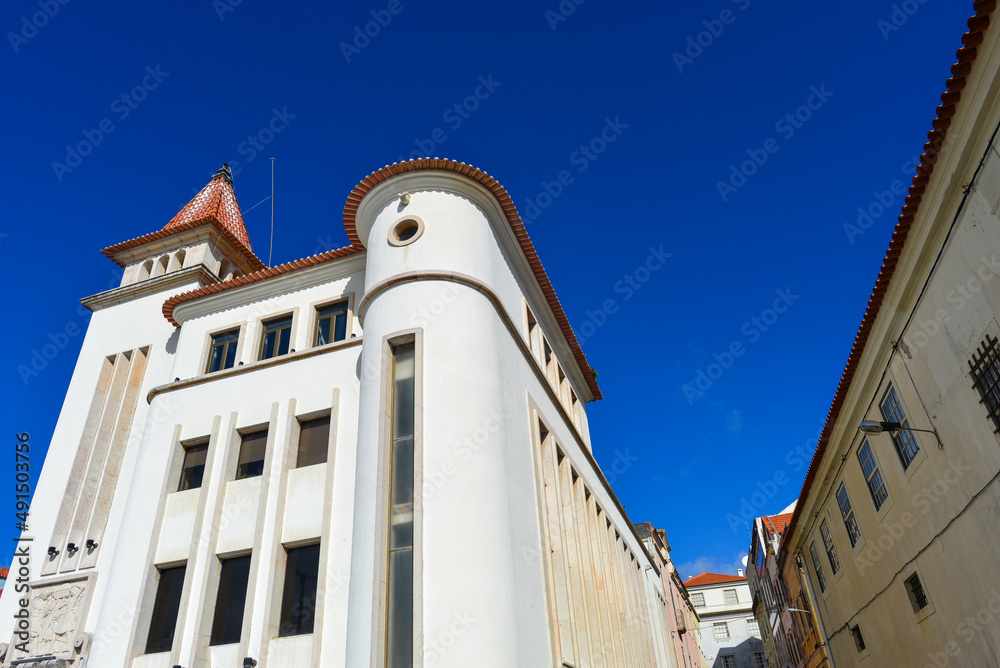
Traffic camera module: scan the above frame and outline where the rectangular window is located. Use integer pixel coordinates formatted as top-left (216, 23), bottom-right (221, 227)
top-left (809, 542), bottom-right (827, 593)
top-left (237, 430), bottom-right (267, 479)
top-left (857, 440), bottom-right (889, 510)
top-left (145, 565), bottom-right (186, 653)
top-left (211, 555), bottom-right (251, 645)
top-left (905, 573), bottom-right (929, 612)
top-left (178, 442), bottom-right (208, 492)
top-left (880, 385), bottom-right (921, 468)
top-left (970, 334), bottom-right (1000, 432)
top-left (720, 656), bottom-right (736, 668)
top-left (754, 652), bottom-right (766, 668)
top-left (260, 315), bottom-right (293, 360)
top-left (850, 623), bottom-right (866, 652)
top-left (747, 618), bottom-right (760, 636)
top-left (690, 592), bottom-right (705, 607)
top-left (297, 416), bottom-right (330, 468)
top-left (723, 588), bottom-right (738, 605)
top-left (279, 543), bottom-right (320, 636)
top-left (836, 483), bottom-right (863, 547)
top-left (386, 342), bottom-right (415, 668)
top-left (315, 301), bottom-right (348, 346)
top-left (207, 329), bottom-right (240, 373)
top-left (713, 622), bottom-right (730, 639)
top-left (820, 520), bottom-right (840, 574)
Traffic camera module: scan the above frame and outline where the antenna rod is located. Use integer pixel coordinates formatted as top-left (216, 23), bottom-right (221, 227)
top-left (269, 157), bottom-right (275, 267)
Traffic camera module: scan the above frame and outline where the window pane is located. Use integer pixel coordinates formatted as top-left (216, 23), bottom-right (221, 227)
top-left (334, 312), bottom-right (348, 341)
top-left (223, 341), bottom-right (238, 369)
top-left (261, 330), bottom-right (276, 360)
top-left (179, 443), bottom-right (208, 491)
top-left (387, 548), bottom-right (413, 668)
top-left (316, 318), bottom-right (331, 346)
top-left (208, 330), bottom-right (240, 373)
top-left (238, 431), bottom-right (268, 479)
top-left (277, 327), bottom-right (291, 356)
top-left (146, 565), bottom-right (186, 653)
top-left (209, 345), bottom-right (224, 373)
top-left (297, 416), bottom-right (330, 468)
top-left (390, 437), bottom-right (414, 549)
top-left (280, 544), bottom-right (320, 636)
top-left (211, 555), bottom-right (251, 645)
top-left (393, 344), bottom-right (415, 439)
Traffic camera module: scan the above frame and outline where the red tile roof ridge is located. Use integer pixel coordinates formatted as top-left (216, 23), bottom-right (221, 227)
top-left (162, 244), bottom-right (365, 326)
top-left (781, 0), bottom-right (995, 553)
top-left (342, 157), bottom-right (603, 402)
top-left (683, 572), bottom-right (748, 587)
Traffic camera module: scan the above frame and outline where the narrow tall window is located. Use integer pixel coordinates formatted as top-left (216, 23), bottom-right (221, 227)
top-left (850, 624), bottom-right (866, 652)
top-left (836, 483), bottom-right (863, 547)
top-left (207, 329), bottom-right (240, 373)
top-left (315, 301), bottom-right (348, 346)
top-left (386, 342), bottom-right (415, 668)
top-left (904, 573), bottom-right (929, 612)
top-left (970, 334), bottom-right (1000, 432)
top-left (880, 385), bottom-right (920, 468)
top-left (820, 520), bottom-right (840, 574)
top-left (857, 440), bottom-right (889, 510)
top-left (279, 543), bottom-right (320, 636)
top-left (178, 442), bottom-right (208, 491)
top-left (297, 415), bottom-right (331, 468)
top-left (808, 542), bottom-right (827, 593)
top-left (260, 315), bottom-right (293, 360)
top-left (211, 555), bottom-right (251, 645)
top-left (237, 430), bottom-right (267, 479)
top-left (145, 565), bottom-right (186, 653)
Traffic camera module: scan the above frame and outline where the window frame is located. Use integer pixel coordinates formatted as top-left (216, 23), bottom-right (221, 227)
top-left (206, 327), bottom-right (241, 374)
top-left (857, 439), bottom-right (889, 510)
top-left (969, 333), bottom-right (1000, 433)
top-left (836, 483), bottom-right (863, 548)
top-left (145, 564), bottom-right (186, 654)
top-left (278, 542), bottom-right (321, 637)
top-left (178, 440), bottom-right (209, 492)
top-left (236, 429), bottom-right (268, 480)
top-left (314, 299), bottom-right (350, 347)
top-left (259, 313), bottom-right (294, 361)
top-left (296, 414), bottom-right (331, 468)
top-left (819, 519), bottom-right (841, 574)
top-left (808, 541), bottom-right (827, 594)
top-left (723, 588), bottom-right (738, 605)
top-left (880, 384), bottom-right (921, 469)
top-left (713, 621), bottom-right (731, 639)
top-left (210, 554), bottom-right (252, 646)
top-left (690, 592), bottom-right (705, 608)
top-left (746, 617), bottom-right (760, 636)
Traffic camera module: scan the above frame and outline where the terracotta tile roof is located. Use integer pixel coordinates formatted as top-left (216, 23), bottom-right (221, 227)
top-left (343, 158), bottom-right (603, 401)
top-left (0, 567), bottom-right (7, 578)
top-left (684, 572), bottom-right (747, 587)
top-left (162, 244), bottom-right (366, 326)
top-left (102, 164), bottom-right (265, 272)
top-left (763, 512), bottom-right (794, 536)
top-left (782, 0), bottom-right (996, 552)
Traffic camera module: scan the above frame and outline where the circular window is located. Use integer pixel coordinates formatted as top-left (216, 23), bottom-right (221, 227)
top-left (388, 217), bottom-right (424, 246)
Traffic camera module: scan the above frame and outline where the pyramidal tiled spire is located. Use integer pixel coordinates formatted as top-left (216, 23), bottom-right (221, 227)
top-left (164, 164), bottom-right (252, 250)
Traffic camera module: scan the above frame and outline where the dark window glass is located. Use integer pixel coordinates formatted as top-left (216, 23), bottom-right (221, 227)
top-left (208, 329), bottom-right (240, 373)
top-left (237, 431), bottom-right (268, 479)
top-left (297, 416), bottom-right (330, 468)
top-left (211, 555), bottom-right (252, 645)
top-left (178, 442), bottom-right (209, 491)
top-left (145, 565), bottom-right (186, 653)
top-left (905, 573), bottom-right (929, 611)
top-left (315, 302), bottom-right (348, 346)
top-left (387, 342), bottom-right (415, 668)
top-left (850, 624), bottom-right (866, 652)
top-left (279, 544), bottom-right (320, 636)
top-left (260, 316), bottom-right (293, 360)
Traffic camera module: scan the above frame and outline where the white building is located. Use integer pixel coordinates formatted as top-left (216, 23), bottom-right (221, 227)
top-left (0, 160), bottom-right (681, 668)
top-left (684, 573), bottom-right (764, 668)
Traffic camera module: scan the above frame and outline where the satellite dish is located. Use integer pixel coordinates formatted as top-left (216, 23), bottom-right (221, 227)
top-left (742, 555), bottom-right (749, 568)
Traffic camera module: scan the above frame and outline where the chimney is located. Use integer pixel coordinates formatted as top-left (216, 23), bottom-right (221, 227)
top-left (738, 568), bottom-right (744, 577)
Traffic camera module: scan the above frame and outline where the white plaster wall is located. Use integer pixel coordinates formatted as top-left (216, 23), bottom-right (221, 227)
top-left (281, 464), bottom-right (326, 544)
top-left (216, 477), bottom-right (261, 555)
top-left (154, 489), bottom-right (200, 564)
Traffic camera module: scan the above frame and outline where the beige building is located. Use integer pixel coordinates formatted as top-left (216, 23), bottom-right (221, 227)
top-left (781, 2), bottom-right (1000, 667)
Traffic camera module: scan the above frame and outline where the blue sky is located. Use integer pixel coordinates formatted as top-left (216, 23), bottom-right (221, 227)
top-left (1, 0), bottom-right (976, 576)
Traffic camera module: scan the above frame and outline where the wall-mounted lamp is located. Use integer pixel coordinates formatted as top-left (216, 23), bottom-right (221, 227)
top-left (86, 539), bottom-right (98, 550)
top-left (47, 546), bottom-right (59, 557)
top-left (66, 542), bottom-right (78, 553)
top-left (858, 420), bottom-right (943, 449)
top-left (243, 658), bottom-right (258, 668)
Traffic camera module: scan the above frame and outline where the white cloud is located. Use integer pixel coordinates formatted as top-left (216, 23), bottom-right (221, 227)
top-left (676, 553), bottom-right (748, 582)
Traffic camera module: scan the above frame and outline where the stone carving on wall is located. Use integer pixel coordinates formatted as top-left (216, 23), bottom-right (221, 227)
top-left (8, 574), bottom-right (93, 662)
